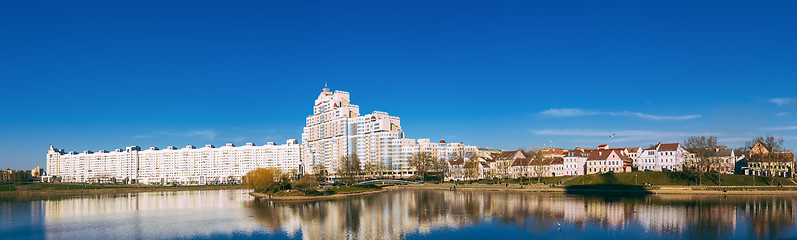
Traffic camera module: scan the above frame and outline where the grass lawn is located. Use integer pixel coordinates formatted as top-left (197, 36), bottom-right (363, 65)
top-left (326, 184), bottom-right (381, 194)
top-left (563, 172), bottom-right (796, 186)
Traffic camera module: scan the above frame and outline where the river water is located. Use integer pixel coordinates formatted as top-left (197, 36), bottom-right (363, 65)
top-left (2, 189), bottom-right (796, 239)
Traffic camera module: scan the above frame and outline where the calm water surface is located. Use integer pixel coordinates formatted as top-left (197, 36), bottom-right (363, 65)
top-left (2, 189), bottom-right (797, 239)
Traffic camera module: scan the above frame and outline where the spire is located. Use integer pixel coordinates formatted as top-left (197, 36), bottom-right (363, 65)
top-left (322, 82), bottom-right (330, 93)
top-left (49, 144), bottom-right (54, 151)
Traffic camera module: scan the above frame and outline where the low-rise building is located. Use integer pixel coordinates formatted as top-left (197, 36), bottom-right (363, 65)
top-left (637, 143), bottom-right (690, 171)
top-left (563, 149), bottom-right (588, 176)
top-left (586, 150), bottom-right (632, 174)
top-left (743, 141), bottom-right (795, 177)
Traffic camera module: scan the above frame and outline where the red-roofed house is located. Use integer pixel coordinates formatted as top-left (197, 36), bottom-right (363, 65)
top-left (638, 143), bottom-right (691, 171)
top-left (564, 149), bottom-right (589, 176)
top-left (586, 150), bottom-right (632, 174)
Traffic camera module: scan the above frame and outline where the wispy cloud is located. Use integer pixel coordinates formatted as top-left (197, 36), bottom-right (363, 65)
top-left (538, 108), bottom-right (599, 117)
top-left (776, 112), bottom-right (789, 117)
top-left (531, 129), bottom-right (719, 143)
top-left (761, 126), bottom-right (797, 131)
top-left (538, 108), bottom-right (701, 120)
top-left (770, 98), bottom-right (792, 106)
top-left (134, 129), bottom-right (217, 140)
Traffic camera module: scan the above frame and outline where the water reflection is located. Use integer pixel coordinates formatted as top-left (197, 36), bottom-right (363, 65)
top-left (246, 190), bottom-right (797, 239)
top-left (2, 189), bottom-right (797, 239)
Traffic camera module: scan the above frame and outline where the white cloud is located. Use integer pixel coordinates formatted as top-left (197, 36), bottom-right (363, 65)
top-left (538, 108), bottom-right (701, 121)
top-left (538, 108), bottom-right (599, 117)
top-left (776, 112), bottom-right (789, 117)
top-left (762, 126), bottom-right (797, 131)
top-left (531, 129), bottom-right (720, 143)
top-left (770, 98), bottom-right (792, 106)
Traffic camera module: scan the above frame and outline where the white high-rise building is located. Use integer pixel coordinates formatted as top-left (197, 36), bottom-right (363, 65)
top-left (302, 86), bottom-right (405, 175)
top-left (302, 86), bottom-right (478, 177)
top-left (45, 140), bottom-right (300, 184)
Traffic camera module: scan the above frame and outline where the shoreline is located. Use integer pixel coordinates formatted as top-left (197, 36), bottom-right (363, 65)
top-left (388, 183), bottom-right (797, 195)
top-left (249, 189), bottom-right (387, 201)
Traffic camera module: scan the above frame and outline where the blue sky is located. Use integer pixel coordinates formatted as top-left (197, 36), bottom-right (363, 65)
top-left (1, 1), bottom-right (796, 169)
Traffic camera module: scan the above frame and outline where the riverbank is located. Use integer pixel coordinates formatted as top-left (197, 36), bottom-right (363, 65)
top-left (250, 188), bottom-right (386, 201)
top-left (0, 183), bottom-right (245, 201)
top-left (389, 183), bottom-right (797, 195)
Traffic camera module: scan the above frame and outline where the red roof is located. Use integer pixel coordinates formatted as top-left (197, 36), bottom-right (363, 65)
top-left (448, 158), bottom-right (465, 166)
top-left (511, 157), bottom-right (531, 167)
top-left (543, 148), bottom-right (566, 155)
top-left (645, 143), bottom-right (680, 151)
top-left (587, 150), bottom-right (631, 161)
top-left (659, 143), bottom-right (680, 151)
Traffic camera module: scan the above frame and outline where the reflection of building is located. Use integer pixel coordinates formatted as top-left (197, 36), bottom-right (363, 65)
top-left (45, 140), bottom-right (301, 184)
top-left (31, 188), bottom-right (797, 239)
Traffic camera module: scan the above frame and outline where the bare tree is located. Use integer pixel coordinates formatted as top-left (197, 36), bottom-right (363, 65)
top-left (312, 164), bottom-right (328, 183)
top-left (683, 136), bottom-right (719, 185)
top-left (744, 135), bottom-right (786, 154)
top-left (409, 151), bottom-right (438, 181)
top-left (337, 153), bottom-right (361, 185)
top-left (464, 157), bottom-right (481, 181)
top-left (529, 149), bottom-right (549, 183)
top-left (430, 157), bottom-right (450, 181)
top-left (363, 161), bottom-right (382, 180)
top-left (496, 160), bottom-right (512, 180)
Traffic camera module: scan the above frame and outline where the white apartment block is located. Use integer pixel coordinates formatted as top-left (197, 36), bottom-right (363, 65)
top-left (301, 87), bottom-right (406, 175)
top-left (637, 142), bottom-right (690, 171)
top-left (45, 140), bottom-right (301, 184)
top-left (302, 86), bottom-right (477, 177)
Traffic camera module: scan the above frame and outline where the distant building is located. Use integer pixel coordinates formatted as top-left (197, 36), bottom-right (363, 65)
top-left (1, 169), bottom-right (33, 183)
top-left (563, 149), bottom-right (588, 176)
top-left (301, 86), bottom-right (478, 177)
top-left (742, 141), bottom-right (795, 177)
top-left (31, 166), bottom-right (42, 177)
top-left (637, 143), bottom-right (690, 171)
top-left (45, 140), bottom-right (301, 184)
top-left (586, 149), bottom-right (632, 174)
top-left (713, 148), bottom-right (742, 174)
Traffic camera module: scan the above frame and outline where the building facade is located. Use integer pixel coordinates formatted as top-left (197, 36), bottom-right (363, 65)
top-left (743, 141), bottom-right (795, 177)
top-left (301, 87), bottom-right (477, 177)
top-left (45, 140), bottom-right (301, 184)
top-left (637, 143), bottom-right (690, 171)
